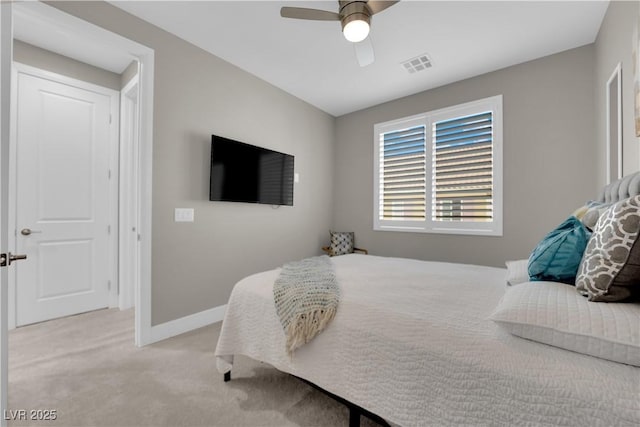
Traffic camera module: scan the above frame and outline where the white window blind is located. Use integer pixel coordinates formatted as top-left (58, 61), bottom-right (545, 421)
top-left (379, 125), bottom-right (426, 221)
top-left (374, 95), bottom-right (502, 236)
top-left (432, 111), bottom-right (493, 223)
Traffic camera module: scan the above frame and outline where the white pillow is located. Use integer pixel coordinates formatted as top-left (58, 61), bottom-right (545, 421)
top-left (490, 281), bottom-right (640, 366)
top-left (505, 259), bottom-right (529, 286)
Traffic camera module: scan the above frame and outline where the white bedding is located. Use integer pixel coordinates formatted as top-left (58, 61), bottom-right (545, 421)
top-left (215, 254), bottom-right (640, 426)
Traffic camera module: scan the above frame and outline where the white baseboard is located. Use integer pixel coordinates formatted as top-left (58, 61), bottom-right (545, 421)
top-left (148, 304), bottom-right (226, 344)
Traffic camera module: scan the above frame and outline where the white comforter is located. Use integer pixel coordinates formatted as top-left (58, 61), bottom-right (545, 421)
top-left (215, 254), bottom-right (640, 426)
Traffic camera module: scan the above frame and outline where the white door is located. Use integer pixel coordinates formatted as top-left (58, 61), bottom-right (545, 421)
top-left (14, 69), bottom-right (113, 326)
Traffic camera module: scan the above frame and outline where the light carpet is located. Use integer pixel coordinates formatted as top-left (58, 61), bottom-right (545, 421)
top-left (8, 308), bottom-right (378, 427)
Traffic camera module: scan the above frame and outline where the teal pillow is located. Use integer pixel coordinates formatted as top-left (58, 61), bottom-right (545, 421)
top-left (528, 216), bottom-right (592, 284)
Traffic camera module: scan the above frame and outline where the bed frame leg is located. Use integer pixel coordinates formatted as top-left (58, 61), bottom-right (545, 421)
top-left (348, 406), bottom-right (360, 427)
top-left (224, 371), bottom-right (231, 382)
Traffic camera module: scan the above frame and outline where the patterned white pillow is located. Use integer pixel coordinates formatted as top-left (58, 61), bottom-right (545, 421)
top-left (490, 281), bottom-right (640, 366)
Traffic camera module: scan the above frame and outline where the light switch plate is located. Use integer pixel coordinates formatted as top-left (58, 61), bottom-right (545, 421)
top-left (294, 173), bottom-right (300, 183)
top-left (175, 208), bottom-right (194, 222)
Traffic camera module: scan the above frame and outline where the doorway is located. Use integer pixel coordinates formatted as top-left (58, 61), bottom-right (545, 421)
top-left (5, 0), bottom-right (154, 344)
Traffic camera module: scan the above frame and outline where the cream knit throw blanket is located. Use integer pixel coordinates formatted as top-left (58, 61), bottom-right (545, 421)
top-left (273, 255), bottom-right (339, 356)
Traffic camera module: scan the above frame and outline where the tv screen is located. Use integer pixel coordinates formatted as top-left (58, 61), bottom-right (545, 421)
top-left (209, 135), bottom-right (294, 206)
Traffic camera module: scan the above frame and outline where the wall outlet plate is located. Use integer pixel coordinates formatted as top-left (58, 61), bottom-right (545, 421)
top-left (174, 208), bottom-right (194, 222)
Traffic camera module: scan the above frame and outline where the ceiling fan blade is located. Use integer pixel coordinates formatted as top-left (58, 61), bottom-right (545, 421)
top-left (280, 7), bottom-right (340, 21)
top-left (354, 37), bottom-right (375, 67)
top-left (366, 0), bottom-right (400, 15)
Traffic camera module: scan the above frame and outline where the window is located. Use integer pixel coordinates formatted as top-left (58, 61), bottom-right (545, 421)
top-left (374, 95), bottom-right (502, 236)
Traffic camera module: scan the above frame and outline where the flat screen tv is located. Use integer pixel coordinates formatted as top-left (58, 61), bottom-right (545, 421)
top-left (209, 135), bottom-right (294, 206)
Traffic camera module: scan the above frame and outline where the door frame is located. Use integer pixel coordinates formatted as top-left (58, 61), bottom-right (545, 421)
top-left (9, 1), bottom-right (154, 346)
top-left (8, 62), bottom-right (120, 328)
top-left (1, 2), bottom-right (13, 425)
top-left (119, 73), bottom-right (139, 311)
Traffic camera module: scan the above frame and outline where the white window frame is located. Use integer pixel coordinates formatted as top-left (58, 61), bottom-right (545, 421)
top-left (373, 95), bottom-right (503, 236)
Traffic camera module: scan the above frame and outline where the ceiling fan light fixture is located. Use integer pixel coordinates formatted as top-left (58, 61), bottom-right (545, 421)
top-left (342, 14), bottom-right (370, 43)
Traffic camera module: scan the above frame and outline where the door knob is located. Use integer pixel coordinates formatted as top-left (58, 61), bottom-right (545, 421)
top-left (0, 252), bottom-right (27, 267)
top-left (21, 228), bottom-right (42, 236)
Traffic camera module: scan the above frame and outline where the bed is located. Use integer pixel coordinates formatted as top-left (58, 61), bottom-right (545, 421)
top-left (215, 176), bottom-right (640, 427)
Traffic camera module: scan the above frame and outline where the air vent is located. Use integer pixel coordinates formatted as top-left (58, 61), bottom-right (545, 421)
top-left (401, 54), bottom-right (432, 74)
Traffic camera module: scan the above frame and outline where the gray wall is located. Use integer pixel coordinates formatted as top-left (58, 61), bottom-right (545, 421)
top-left (45, 0), bottom-right (638, 324)
top-left (594, 0), bottom-right (640, 189)
top-left (334, 46), bottom-right (596, 267)
top-left (13, 39), bottom-right (121, 90)
top-left (50, 2), bottom-right (335, 325)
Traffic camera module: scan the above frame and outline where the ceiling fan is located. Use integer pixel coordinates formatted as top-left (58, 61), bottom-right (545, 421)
top-left (280, 1), bottom-right (399, 67)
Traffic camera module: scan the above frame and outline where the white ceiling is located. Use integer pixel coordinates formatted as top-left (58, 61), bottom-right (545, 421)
top-left (21, 1), bottom-right (610, 117)
top-left (108, 0), bottom-right (609, 116)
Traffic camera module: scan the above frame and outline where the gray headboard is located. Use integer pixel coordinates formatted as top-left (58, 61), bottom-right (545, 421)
top-left (597, 172), bottom-right (640, 203)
